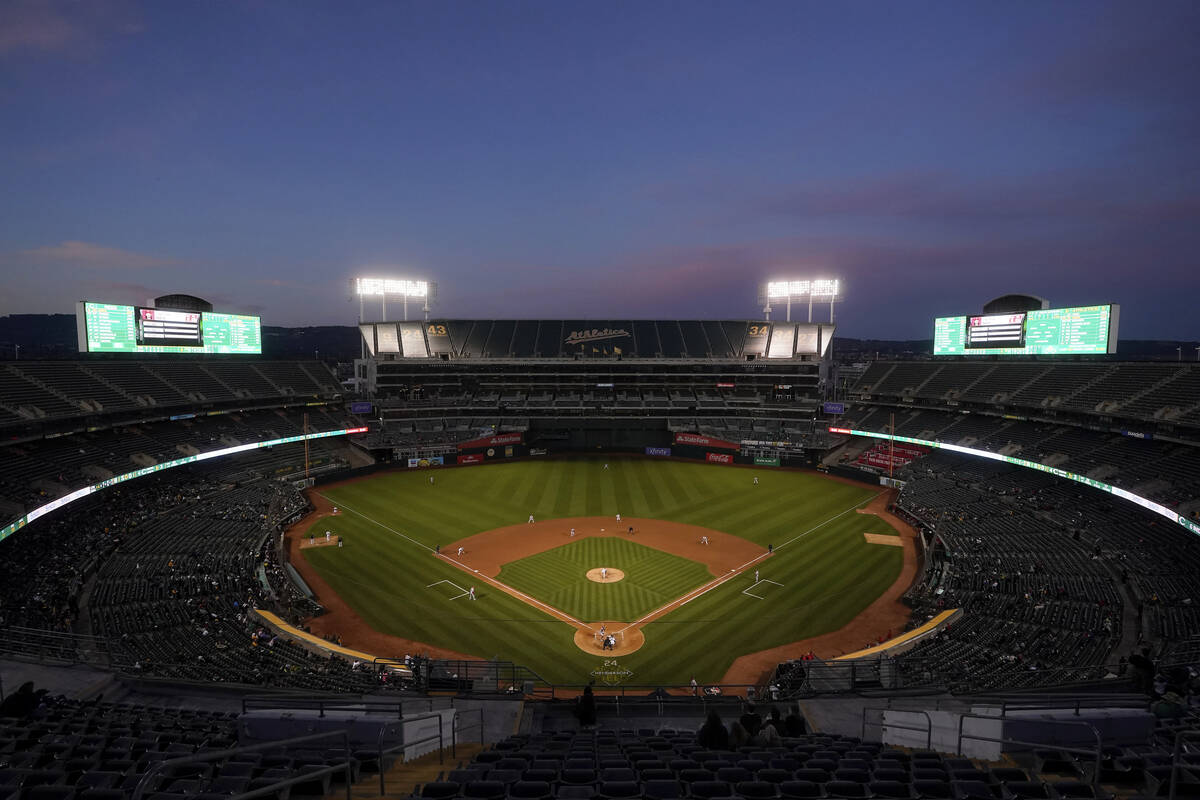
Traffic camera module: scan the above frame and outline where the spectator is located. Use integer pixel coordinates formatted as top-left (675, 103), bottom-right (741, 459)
top-left (576, 684), bottom-right (597, 728)
top-left (739, 701), bottom-right (763, 738)
top-left (697, 710), bottom-right (730, 749)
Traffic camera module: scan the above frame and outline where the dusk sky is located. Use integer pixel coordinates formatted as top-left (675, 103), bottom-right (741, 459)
top-left (1, 1), bottom-right (1197, 339)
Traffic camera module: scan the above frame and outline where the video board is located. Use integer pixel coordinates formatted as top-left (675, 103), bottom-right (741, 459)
top-left (933, 305), bottom-right (1117, 356)
top-left (76, 302), bottom-right (262, 354)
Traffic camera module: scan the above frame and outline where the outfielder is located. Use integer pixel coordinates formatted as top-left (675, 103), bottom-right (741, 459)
top-left (753, 476), bottom-right (759, 485)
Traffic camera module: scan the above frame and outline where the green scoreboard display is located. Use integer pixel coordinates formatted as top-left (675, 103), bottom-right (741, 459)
top-left (76, 302), bottom-right (262, 354)
top-left (933, 304), bottom-right (1118, 356)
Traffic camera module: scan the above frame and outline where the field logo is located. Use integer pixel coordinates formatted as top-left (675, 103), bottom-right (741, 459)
top-left (591, 659), bottom-right (633, 686)
top-left (565, 327), bottom-right (630, 345)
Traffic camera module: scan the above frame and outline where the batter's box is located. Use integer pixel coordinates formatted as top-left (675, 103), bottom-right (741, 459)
top-left (426, 579), bottom-right (471, 601)
top-left (743, 578), bottom-right (784, 600)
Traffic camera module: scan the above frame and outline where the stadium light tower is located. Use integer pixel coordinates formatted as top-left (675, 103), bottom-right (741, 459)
top-left (759, 279), bottom-right (842, 323)
top-left (351, 277), bottom-right (437, 323)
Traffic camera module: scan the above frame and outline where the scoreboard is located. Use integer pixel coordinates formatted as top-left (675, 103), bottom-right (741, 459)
top-left (934, 304), bottom-right (1118, 356)
top-left (77, 302), bottom-right (262, 354)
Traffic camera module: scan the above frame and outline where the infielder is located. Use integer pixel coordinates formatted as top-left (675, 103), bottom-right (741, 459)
top-left (528, 514), bottom-right (535, 523)
top-left (457, 546), bottom-right (465, 556)
top-left (325, 530), bottom-right (331, 542)
top-left (570, 527), bottom-right (576, 537)
top-left (701, 536), bottom-right (709, 545)
top-left (615, 513), bottom-right (621, 523)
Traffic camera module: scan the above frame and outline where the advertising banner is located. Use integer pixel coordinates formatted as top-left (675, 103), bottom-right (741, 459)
top-left (350, 401), bottom-right (374, 414)
top-left (706, 452), bottom-right (733, 464)
top-left (407, 456), bottom-right (444, 468)
top-left (458, 432), bottom-right (523, 451)
top-left (754, 456), bottom-right (781, 467)
top-left (504, 445), bottom-right (514, 458)
top-left (530, 448), bottom-right (548, 456)
top-left (674, 432), bottom-right (741, 451)
top-left (457, 454), bottom-right (484, 465)
top-left (822, 402), bottom-right (846, 414)
top-left (645, 446), bottom-right (671, 457)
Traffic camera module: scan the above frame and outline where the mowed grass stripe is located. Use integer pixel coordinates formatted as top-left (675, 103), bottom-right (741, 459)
top-left (314, 457), bottom-right (901, 684)
top-left (496, 538), bottom-right (711, 621)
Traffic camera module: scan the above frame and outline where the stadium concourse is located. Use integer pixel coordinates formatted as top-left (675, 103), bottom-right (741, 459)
top-left (1, 350), bottom-right (1200, 800)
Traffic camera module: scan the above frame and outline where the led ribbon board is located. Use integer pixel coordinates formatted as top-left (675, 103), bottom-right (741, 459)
top-left (0, 427), bottom-right (368, 544)
top-left (828, 426), bottom-right (1200, 537)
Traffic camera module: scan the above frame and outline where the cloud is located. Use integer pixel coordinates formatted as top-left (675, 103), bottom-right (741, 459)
top-left (0, 0), bottom-right (143, 57)
top-left (16, 241), bottom-right (181, 270)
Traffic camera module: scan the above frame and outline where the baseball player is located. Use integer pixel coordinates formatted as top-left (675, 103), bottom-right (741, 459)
top-left (325, 530), bottom-right (331, 542)
top-left (601, 567), bottom-right (608, 581)
top-left (429, 475), bottom-right (435, 485)
top-left (615, 513), bottom-right (621, 523)
top-left (627, 525), bottom-right (634, 536)
top-left (468, 587), bottom-right (476, 600)
top-left (570, 527), bottom-right (576, 537)
top-left (753, 476), bottom-right (759, 485)
top-left (755, 569), bottom-right (760, 583)
top-left (701, 536), bottom-right (709, 545)
top-left (603, 463), bottom-right (609, 470)
top-left (528, 514), bottom-right (535, 523)
top-left (457, 546), bottom-right (465, 556)
top-left (309, 533), bottom-right (315, 546)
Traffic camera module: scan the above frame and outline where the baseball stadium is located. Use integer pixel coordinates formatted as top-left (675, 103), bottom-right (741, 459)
top-left (2, 286), bottom-right (1200, 799)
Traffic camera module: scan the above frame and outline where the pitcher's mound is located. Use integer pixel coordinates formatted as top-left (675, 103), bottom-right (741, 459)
top-left (586, 567), bottom-right (624, 583)
top-left (573, 622), bottom-right (645, 655)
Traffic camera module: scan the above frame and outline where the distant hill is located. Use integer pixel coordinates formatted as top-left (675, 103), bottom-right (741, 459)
top-left (0, 315), bottom-right (1194, 362)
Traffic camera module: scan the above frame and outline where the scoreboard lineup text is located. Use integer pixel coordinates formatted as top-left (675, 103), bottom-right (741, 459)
top-left (78, 302), bottom-right (262, 354)
top-left (933, 305), bottom-right (1117, 356)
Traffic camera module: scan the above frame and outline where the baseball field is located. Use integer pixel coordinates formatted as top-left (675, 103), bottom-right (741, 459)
top-left (294, 456), bottom-right (908, 686)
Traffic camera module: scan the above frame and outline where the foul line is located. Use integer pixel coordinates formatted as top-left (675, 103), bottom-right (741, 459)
top-left (315, 493), bottom-right (594, 631)
top-left (615, 493), bottom-right (885, 634)
top-left (315, 493), bottom-right (433, 551)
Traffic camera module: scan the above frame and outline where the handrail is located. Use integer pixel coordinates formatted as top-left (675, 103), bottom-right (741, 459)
top-left (956, 712), bottom-right (1104, 788)
top-left (377, 711), bottom-right (447, 796)
top-left (453, 707), bottom-right (486, 757)
top-left (241, 695), bottom-right (406, 717)
top-left (131, 729), bottom-right (353, 800)
top-left (1169, 729), bottom-right (1200, 800)
top-left (861, 706), bottom-right (933, 750)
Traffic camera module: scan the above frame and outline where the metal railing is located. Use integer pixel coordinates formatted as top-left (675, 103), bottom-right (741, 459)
top-left (377, 711), bottom-right (446, 797)
top-left (956, 712), bottom-right (1104, 788)
top-left (241, 695), bottom-right (407, 717)
top-left (130, 729), bottom-right (353, 800)
top-left (1168, 729), bottom-right (1200, 800)
top-left (861, 706), bottom-right (933, 750)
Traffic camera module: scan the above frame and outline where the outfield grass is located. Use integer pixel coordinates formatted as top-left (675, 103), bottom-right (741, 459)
top-left (304, 456), bottom-right (902, 685)
top-left (496, 538), bottom-right (713, 622)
